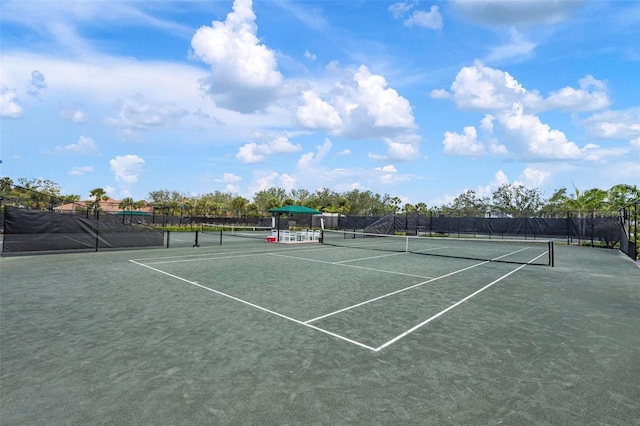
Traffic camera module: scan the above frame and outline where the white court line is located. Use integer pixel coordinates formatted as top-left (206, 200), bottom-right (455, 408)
top-left (374, 250), bottom-right (549, 351)
top-left (333, 251), bottom-right (411, 264)
top-left (142, 246), bottom-right (339, 265)
top-left (131, 244), bottom-right (330, 263)
top-left (271, 253), bottom-right (434, 280)
top-left (303, 247), bottom-right (531, 324)
top-left (130, 246), bottom-right (545, 352)
top-left (129, 259), bottom-right (376, 351)
top-left (143, 251), bottom-right (274, 265)
top-left (332, 246), bottom-right (449, 265)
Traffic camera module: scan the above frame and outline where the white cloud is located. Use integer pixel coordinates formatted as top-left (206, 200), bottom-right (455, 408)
top-left (0, 87), bottom-right (24, 118)
top-left (388, 1), bottom-right (417, 19)
top-left (474, 168), bottom-right (550, 200)
top-left (544, 75), bottom-right (610, 112)
top-left (443, 126), bottom-right (485, 157)
top-left (296, 90), bottom-right (342, 130)
top-left (26, 70), bottom-right (47, 98)
top-left (485, 29), bottom-right (537, 63)
top-left (297, 138), bottom-right (332, 169)
top-left (580, 143), bottom-right (630, 163)
top-left (480, 114), bottom-right (494, 133)
top-left (430, 88), bottom-right (450, 99)
top-left (105, 95), bottom-right (189, 140)
top-left (373, 163), bottom-right (413, 185)
top-left (248, 170), bottom-right (295, 194)
top-left (404, 6), bottom-right (443, 30)
top-left (225, 184), bottom-right (240, 193)
top-left (442, 120), bottom-right (507, 158)
top-left (54, 135), bottom-right (99, 156)
top-left (190, 0), bottom-right (282, 113)
top-left (279, 174), bottom-right (296, 192)
top-left (213, 173), bottom-right (242, 193)
top-left (59, 106), bottom-right (87, 123)
top-left (369, 137), bottom-right (420, 161)
top-left (3, 52), bottom-right (207, 107)
top-left (518, 167), bottom-right (549, 187)
top-left (68, 166), bottom-right (93, 176)
top-left (214, 172), bottom-right (242, 184)
top-left (374, 164), bottom-right (401, 184)
top-left (374, 165), bottom-right (398, 173)
top-left (443, 62), bottom-right (609, 114)
top-left (435, 62), bottom-right (631, 164)
top-left (236, 135), bottom-right (302, 163)
top-left (475, 170), bottom-right (512, 198)
top-left (353, 65), bottom-right (415, 129)
top-left (488, 138), bottom-right (508, 155)
top-left (582, 108), bottom-right (640, 140)
top-left (448, 60), bottom-right (538, 111)
top-left (497, 103), bottom-right (582, 160)
top-left (104, 186), bottom-right (116, 198)
top-left (296, 64), bottom-right (418, 142)
top-left (109, 154), bottom-right (145, 184)
top-left (304, 50), bottom-right (316, 61)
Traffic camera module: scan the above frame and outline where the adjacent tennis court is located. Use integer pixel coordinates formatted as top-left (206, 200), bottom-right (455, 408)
top-left (1, 235), bottom-right (638, 424)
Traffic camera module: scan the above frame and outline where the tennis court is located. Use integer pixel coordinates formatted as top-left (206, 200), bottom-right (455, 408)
top-left (1, 234), bottom-right (639, 424)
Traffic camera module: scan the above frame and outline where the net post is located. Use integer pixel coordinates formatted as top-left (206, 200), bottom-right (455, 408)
top-left (219, 229), bottom-right (223, 246)
top-left (549, 240), bottom-right (554, 267)
top-left (193, 231), bottom-right (200, 247)
top-left (166, 230), bottom-right (170, 248)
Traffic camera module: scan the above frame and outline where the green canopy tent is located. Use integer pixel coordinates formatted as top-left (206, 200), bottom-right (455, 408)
top-left (268, 205), bottom-right (322, 241)
top-left (268, 205), bottom-right (322, 215)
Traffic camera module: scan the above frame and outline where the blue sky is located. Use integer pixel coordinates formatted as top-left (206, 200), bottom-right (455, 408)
top-left (1, 0), bottom-right (638, 206)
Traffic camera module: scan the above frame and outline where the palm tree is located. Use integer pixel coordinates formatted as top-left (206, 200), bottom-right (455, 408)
top-left (89, 187), bottom-right (108, 216)
top-left (415, 202), bottom-right (428, 214)
top-left (133, 200), bottom-right (147, 212)
top-left (0, 177), bottom-right (14, 192)
top-left (231, 196), bottom-right (249, 218)
top-left (119, 197), bottom-right (135, 214)
top-left (606, 184), bottom-right (640, 212)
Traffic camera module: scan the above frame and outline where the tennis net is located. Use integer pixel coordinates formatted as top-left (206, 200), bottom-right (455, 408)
top-left (201, 224), bottom-right (273, 240)
top-left (321, 229), bottom-right (554, 266)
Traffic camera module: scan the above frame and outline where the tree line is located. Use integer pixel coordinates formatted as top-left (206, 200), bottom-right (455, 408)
top-left (1, 176), bottom-right (638, 219)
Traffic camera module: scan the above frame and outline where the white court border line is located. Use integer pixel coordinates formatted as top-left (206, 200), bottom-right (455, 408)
top-left (271, 252), bottom-right (436, 280)
top-left (130, 247), bottom-right (548, 352)
top-left (374, 251), bottom-right (548, 351)
top-left (130, 243), bottom-right (331, 263)
top-left (301, 247), bottom-right (530, 323)
top-left (129, 259), bottom-right (376, 351)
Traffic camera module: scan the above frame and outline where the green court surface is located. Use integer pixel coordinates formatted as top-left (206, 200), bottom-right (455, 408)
top-left (1, 238), bottom-right (639, 425)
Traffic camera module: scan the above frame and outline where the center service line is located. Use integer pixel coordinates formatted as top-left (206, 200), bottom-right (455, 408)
top-left (373, 251), bottom-right (549, 352)
top-left (129, 259), bottom-right (377, 351)
top-left (303, 247), bottom-right (531, 324)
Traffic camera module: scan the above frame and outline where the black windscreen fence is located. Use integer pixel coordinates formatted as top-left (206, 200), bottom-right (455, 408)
top-left (2, 206), bottom-right (164, 254)
top-left (618, 199), bottom-right (639, 261)
top-left (148, 213), bottom-right (275, 229)
top-left (338, 212), bottom-right (621, 247)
